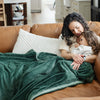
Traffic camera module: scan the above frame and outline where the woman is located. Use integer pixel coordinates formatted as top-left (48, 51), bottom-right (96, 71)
top-left (59, 12), bottom-right (98, 70)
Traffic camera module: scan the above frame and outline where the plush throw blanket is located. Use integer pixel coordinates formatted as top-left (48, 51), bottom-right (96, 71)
top-left (0, 50), bottom-right (94, 100)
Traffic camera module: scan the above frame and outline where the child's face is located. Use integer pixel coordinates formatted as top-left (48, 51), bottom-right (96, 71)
top-left (78, 35), bottom-right (88, 46)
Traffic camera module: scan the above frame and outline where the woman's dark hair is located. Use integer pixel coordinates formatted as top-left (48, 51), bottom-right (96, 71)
top-left (81, 31), bottom-right (100, 54)
top-left (61, 12), bottom-right (89, 46)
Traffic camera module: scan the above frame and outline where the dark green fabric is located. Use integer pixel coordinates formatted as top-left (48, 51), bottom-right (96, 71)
top-left (0, 50), bottom-right (94, 100)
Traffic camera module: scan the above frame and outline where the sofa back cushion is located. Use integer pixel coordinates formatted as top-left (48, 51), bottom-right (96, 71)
top-left (31, 22), bottom-right (100, 38)
top-left (0, 25), bottom-right (31, 53)
top-left (31, 23), bottom-right (63, 38)
top-left (88, 21), bottom-right (100, 36)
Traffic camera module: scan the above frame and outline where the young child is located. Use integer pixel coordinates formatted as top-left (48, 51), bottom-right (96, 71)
top-left (70, 30), bottom-right (100, 60)
top-left (70, 30), bottom-right (100, 70)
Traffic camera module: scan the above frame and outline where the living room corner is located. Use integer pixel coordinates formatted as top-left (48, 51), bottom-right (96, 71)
top-left (0, 1), bottom-right (100, 100)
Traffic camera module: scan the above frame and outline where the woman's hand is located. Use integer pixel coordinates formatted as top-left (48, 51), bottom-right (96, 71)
top-left (71, 61), bottom-right (81, 70)
top-left (71, 54), bottom-right (85, 70)
top-left (60, 50), bottom-right (84, 64)
top-left (72, 54), bottom-right (84, 64)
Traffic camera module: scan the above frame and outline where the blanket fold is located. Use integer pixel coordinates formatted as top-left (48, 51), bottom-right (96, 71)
top-left (0, 50), bottom-right (94, 100)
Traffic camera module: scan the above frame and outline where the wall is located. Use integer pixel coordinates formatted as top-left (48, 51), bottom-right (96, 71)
top-left (55, 0), bottom-right (91, 21)
top-left (55, 0), bottom-right (63, 20)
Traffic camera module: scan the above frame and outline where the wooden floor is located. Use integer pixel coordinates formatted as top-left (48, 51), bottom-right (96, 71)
top-left (30, 0), bottom-right (62, 26)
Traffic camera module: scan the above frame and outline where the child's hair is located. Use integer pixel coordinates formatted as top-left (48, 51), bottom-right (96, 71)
top-left (81, 31), bottom-right (100, 54)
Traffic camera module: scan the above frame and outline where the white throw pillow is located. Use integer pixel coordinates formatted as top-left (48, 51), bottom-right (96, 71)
top-left (12, 29), bottom-right (62, 56)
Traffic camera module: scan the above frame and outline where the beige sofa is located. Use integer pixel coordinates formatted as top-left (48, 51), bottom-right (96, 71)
top-left (0, 21), bottom-right (100, 100)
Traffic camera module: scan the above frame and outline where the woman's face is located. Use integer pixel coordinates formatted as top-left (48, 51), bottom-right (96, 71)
top-left (69, 21), bottom-right (84, 36)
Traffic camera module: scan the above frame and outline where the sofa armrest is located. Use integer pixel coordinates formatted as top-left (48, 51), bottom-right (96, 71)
top-left (94, 51), bottom-right (100, 83)
top-left (0, 25), bottom-right (31, 53)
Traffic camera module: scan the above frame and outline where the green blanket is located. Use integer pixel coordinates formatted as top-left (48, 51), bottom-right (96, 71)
top-left (0, 50), bottom-right (94, 100)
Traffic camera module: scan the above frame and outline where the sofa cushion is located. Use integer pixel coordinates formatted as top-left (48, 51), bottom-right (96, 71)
top-left (88, 21), bottom-right (100, 44)
top-left (12, 29), bottom-right (62, 55)
top-left (0, 25), bottom-right (31, 53)
top-left (35, 80), bottom-right (100, 100)
top-left (58, 96), bottom-right (100, 100)
top-left (88, 21), bottom-right (100, 36)
top-left (31, 23), bottom-right (63, 38)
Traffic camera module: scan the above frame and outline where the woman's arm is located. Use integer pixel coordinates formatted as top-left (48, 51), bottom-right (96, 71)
top-left (60, 49), bottom-right (84, 70)
top-left (60, 49), bottom-right (73, 59)
top-left (60, 49), bottom-right (97, 63)
top-left (71, 55), bottom-right (97, 70)
top-left (60, 49), bottom-right (84, 64)
top-left (85, 55), bottom-right (97, 63)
